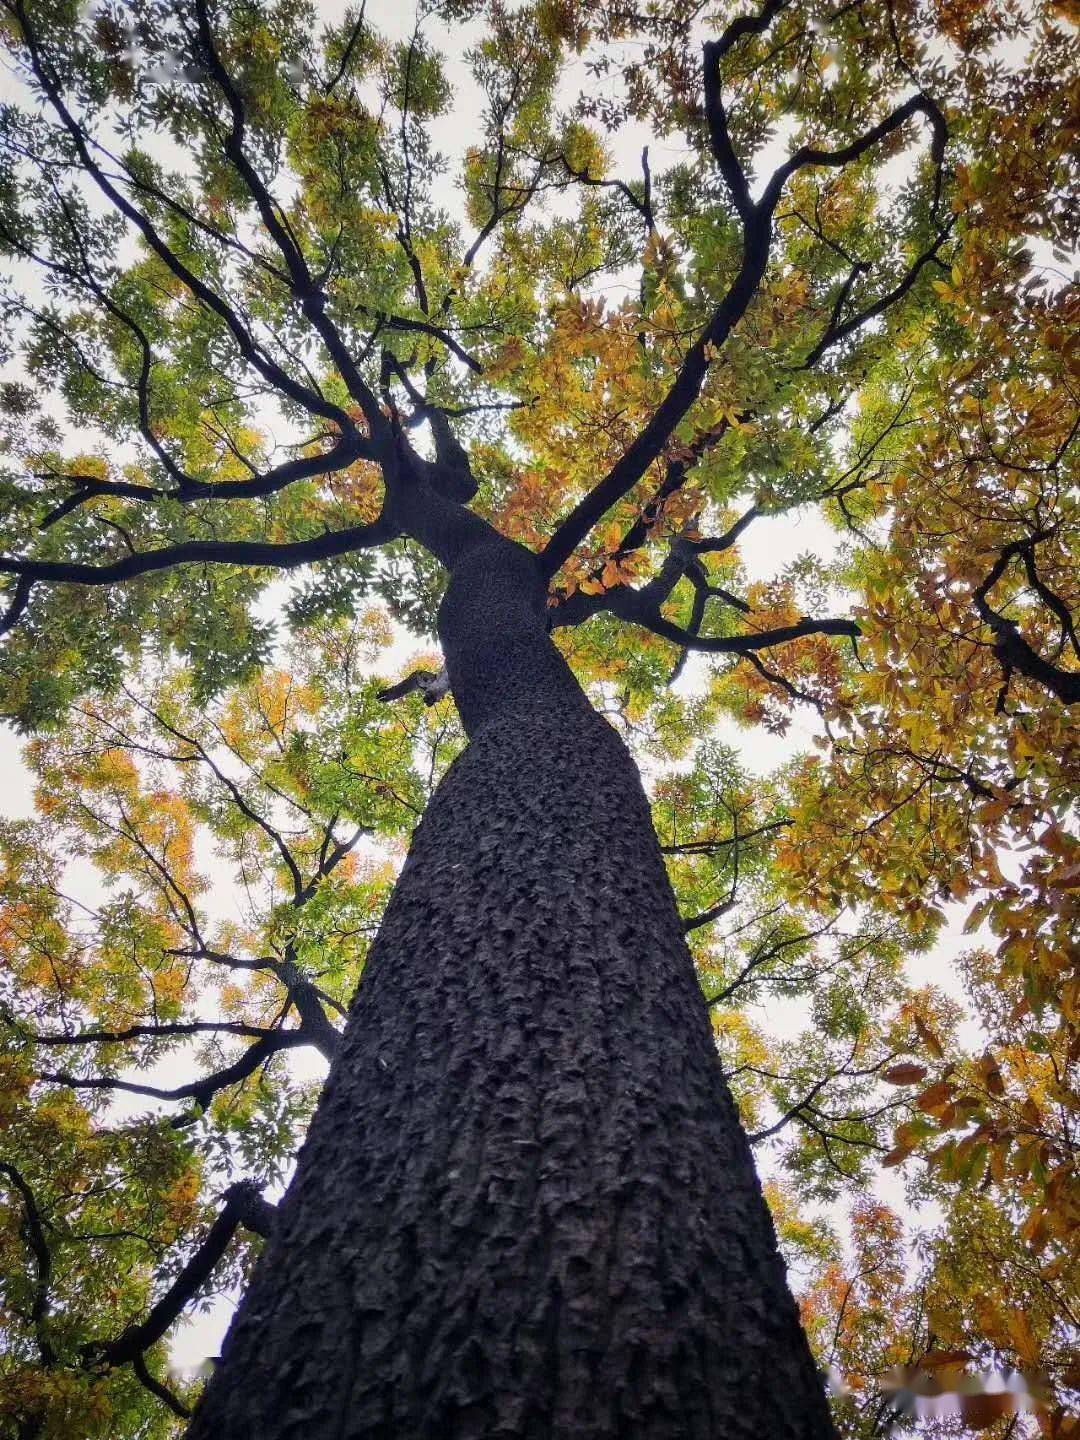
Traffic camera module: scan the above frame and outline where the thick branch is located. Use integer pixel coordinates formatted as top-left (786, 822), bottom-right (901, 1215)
top-left (760, 93), bottom-right (947, 215)
top-left (377, 667), bottom-right (450, 705)
top-left (98, 1181), bottom-right (274, 1368)
top-left (0, 514), bottom-right (397, 592)
top-left (17, 1020), bottom-right (273, 1048)
top-left (0, 576), bottom-right (34, 636)
top-left (610, 593), bottom-right (860, 654)
top-left (540, 53), bottom-right (946, 581)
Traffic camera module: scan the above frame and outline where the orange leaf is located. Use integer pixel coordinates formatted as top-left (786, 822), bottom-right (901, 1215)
top-left (914, 1015), bottom-right (945, 1060)
top-left (916, 1080), bottom-right (956, 1114)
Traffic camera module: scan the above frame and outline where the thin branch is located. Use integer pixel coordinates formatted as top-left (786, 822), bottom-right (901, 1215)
top-left (661, 818), bottom-right (792, 855)
top-left (324, 2), bottom-right (367, 94)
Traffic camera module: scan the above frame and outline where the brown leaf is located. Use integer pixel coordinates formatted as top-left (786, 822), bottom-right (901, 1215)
top-left (882, 1144), bottom-right (913, 1167)
top-left (921, 1348), bottom-right (974, 1369)
top-left (959, 1391), bottom-right (1017, 1428)
top-left (884, 1062), bottom-right (929, 1085)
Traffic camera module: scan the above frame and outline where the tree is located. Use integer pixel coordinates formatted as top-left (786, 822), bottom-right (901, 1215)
top-left (0, 0), bottom-right (1075, 1437)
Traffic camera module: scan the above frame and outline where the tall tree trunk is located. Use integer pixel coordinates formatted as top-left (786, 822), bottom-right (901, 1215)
top-left (187, 540), bottom-right (836, 1440)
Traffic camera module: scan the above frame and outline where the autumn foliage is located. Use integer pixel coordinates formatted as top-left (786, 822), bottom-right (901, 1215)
top-left (0, 0), bottom-right (1076, 1435)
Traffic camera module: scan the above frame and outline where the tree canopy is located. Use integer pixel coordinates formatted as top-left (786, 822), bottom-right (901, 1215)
top-left (0, 0), bottom-right (1076, 1435)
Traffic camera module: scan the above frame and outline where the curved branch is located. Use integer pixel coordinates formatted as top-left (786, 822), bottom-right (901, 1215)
top-left (539, 58), bottom-right (946, 581)
top-left (615, 598), bottom-right (860, 655)
top-left (972, 535), bottom-right (1080, 705)
top-left (132, 1353), bottom-right (191, 1419)
top-left (38, 1028), bottom-right (313, 1110)
top-left (0, 575), bottom-right (34, 636)
top-left (760, 93), bottom-right (947, 215)
top-left (544, 149), bottom-right (654, 229)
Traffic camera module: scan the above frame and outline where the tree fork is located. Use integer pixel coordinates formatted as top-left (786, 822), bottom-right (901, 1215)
top-left (187, 540), bottom-right (835, 1439)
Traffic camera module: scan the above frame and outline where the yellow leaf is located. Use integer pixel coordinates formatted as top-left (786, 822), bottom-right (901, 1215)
top-left (1006, 1307), bottom-right (1040, 1366)
top-left (914, 1015), bottom-right (945, 1060)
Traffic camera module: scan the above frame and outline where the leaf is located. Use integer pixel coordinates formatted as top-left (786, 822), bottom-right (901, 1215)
top-left (921, 1348), bottom-right (974, 1369)
top-left (914, 1015), bottom-right (945, 1059)
top-left (959, 1392), bottom-right (1017, 1428)
top-left (916, 1080), bottom-right (956, 1114)
top-left (884, 1063), bottom-right (929, 1085)
top-left (882, 1144), bottom-right (914, 1167)
top-left (1005, 1307), bottom-right (1040, 1366)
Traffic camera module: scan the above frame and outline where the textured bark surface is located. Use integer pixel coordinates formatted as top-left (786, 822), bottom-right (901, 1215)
top-left (187, 541), bottom-right (836, 1439)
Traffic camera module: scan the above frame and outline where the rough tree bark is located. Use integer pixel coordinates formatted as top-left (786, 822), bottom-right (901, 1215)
top-left (187, 538), bottom-right (836, 1439)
